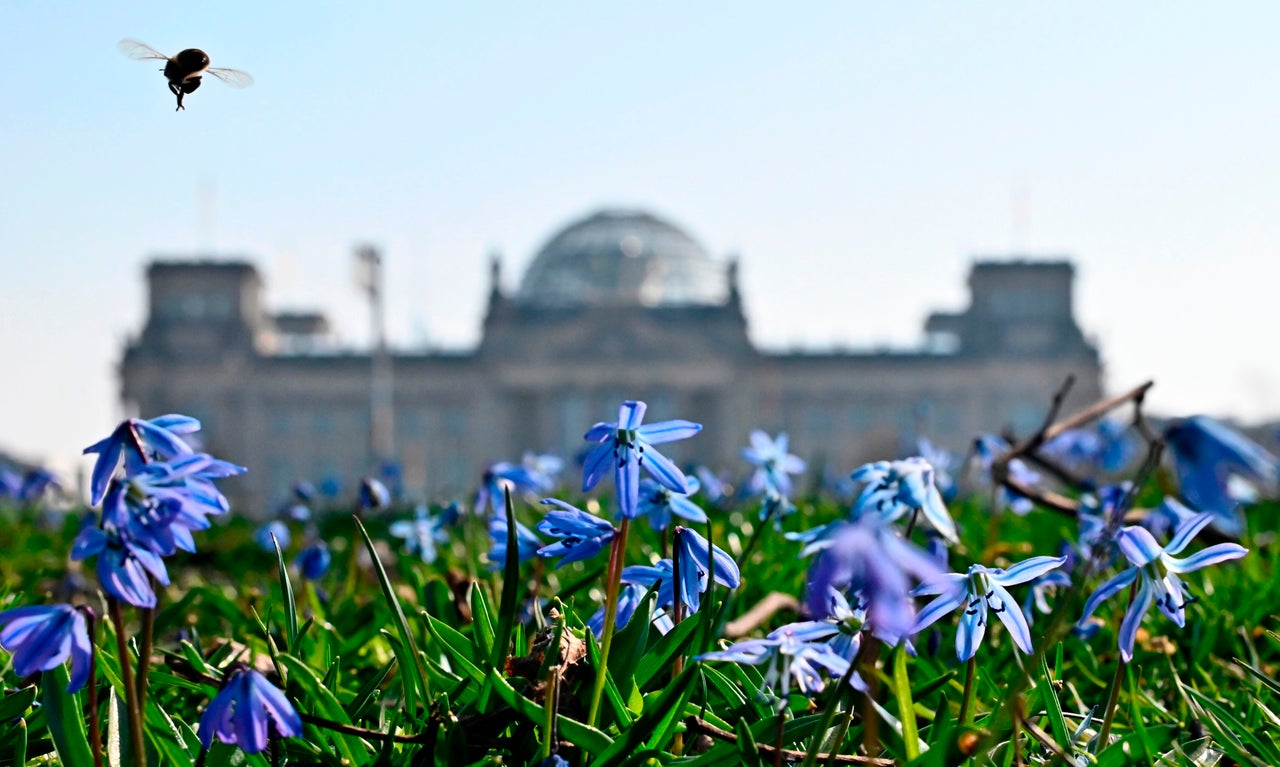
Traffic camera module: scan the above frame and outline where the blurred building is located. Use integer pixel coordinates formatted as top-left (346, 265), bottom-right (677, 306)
top-left (120, 209), bottom-right (1102, 513)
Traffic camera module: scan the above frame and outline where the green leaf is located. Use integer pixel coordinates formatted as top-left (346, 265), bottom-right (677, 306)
top-left (272, 531), bottom-right (299, 653)
top-left (0, 686), bottom-right (36, 722)
top-left (485, 668), bottom-right (613, 754)
top-left (355, 516), bottom-right (429, 712)
top-left (9, 717), bottom-right (26, 766)
top-left (633, 617), bottom-right (701, 689)
top-left (423, 613), bottom-right (485, 684)
top-left (1036, 648), bottom-right (1071, 754)
top-left (891, 643), bottom-right (920, 760)
top-left (276, 653), bottom-right (370, 763)
top-left (492, 488), bottom-right (522, 670)
top-left (41, 665), bottom-right (93, 767)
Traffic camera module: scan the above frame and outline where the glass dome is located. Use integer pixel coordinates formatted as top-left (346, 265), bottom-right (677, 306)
top-left (517, 209), bottom-right (729, 307)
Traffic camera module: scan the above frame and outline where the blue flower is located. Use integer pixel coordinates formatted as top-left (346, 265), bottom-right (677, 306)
top-left (389, 505), bottom-right (451, 564)
top-left (973, 435), bottom-right (1041, 515)
top-left (803, 517), bottom-right (945, 643)
top-left (359, 477), bottom-right (391, 511)
top-left (255, 521), bottom-right (291, 552)
top-left (582, 401), bottom-right (701, 518)
top-left (294, 541), bottom-right (331, 580)
top-left (784, 588), bottom-right (873, 663)
top-left (693, 466), bottom-right (730, 505)
top-left (699, 623), bottom-right (851, 702)
top-left (83, 415), bottom-right (201, 505)
top-left (1163, 415), bottom-right (1278, 535)
top-left (672, 526), bottom-right (741, 613)
top-left (852, 457), bottom-right (957, 543)
top-left (536, 499), bottom-right (617, 567)
top-left (911, 555), bottom-right (1067, 661)
top-left (1080, 513), bottom-right (1248, 661)
top-left (476, 458), bottom-right (560, 517)
top-left (636, 477), bottom-right (707, 531)
top-left (741, 430), bottom-right (806, 497)
top-left (0, 604), bottom-right (93, 692)
top-left (621, 560), bottom-right (676, 610)
top-left (71, 489), bottom-right (171, 608)
top-left (198, 666), bottom-right (302, 754)
top-left (488, 513), bottom-right (542, 569)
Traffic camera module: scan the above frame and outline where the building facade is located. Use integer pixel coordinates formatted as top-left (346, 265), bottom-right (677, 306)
top-left (121, 209), bottom-right (1103, 513)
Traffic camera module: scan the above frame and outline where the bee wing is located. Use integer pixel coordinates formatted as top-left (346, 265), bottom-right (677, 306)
top-left (118, 39), bottom-right (170, 61)
top-left (206, 67), bottom-right (254, 88)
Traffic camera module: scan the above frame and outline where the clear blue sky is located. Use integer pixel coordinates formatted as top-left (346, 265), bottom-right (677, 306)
top-left (3, 1), bottom-right (1278, 473)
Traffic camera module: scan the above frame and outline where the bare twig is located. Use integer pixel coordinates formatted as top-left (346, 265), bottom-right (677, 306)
top-left (686, 717), bottom-right (894, 766)
top-left (724, 592), bottom-right (800, 638)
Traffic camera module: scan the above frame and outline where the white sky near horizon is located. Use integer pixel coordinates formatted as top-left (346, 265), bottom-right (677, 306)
top-left (3, 1), bottom-right (1279, 477)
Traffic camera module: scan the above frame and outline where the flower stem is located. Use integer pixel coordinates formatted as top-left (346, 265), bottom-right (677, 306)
top-left (85, 609), bottom-right (102, 767)
top-left (671, 530), bottom-right (685, 755)
top-left (587, 517), bottom-right (630, 729)
top-left (860, 637), bottom-right (881, 757)
top-left (958, 654), bottom-right (977, 725)
top-left (108, 598), bottom-right (147, 766)
top-left (1096, 581), bottom-right (1138, 751)
top-left (134, 587), bottom-right (156, 708)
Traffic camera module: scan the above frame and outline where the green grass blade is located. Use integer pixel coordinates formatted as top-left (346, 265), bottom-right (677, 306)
top-left (41, 666), bottom-right (93, 767)
top-left (272, 532), bottom-right (299, 653)
top-left (355, 516), bottom-right (430, 713)
top-left (492, 487), bottom-right (522, 670)
top-left (891, 643), bottom-right (920, 760)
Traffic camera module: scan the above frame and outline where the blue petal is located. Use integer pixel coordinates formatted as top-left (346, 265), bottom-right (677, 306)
top-left (956, 597), bottom-right (987, 661)
top-left (669, 496), bottom-right (708, 524)
top-left (638, 443), bottom-right (691, 494)
top-left (910, 588), bottom-right (965, 634)
top-left (616, 447), bottom-right (642, 518)
top-left (149, 414), bottom-right (201, 434)
top-left (1116, 526), bottom-right (1163, 567)
top-left (252, 670), bottom-right (303, 738)
top-left (637, 419), bottom-right (702, 445)
top-left (989, 582), bottom-right (1033, 654)
top-left (1118, 577), bottom-right (1153, 663)
top-left (581, 442), bottom-right (614, 492)
top-left (619, 401), bottom-right (647, 430)
top-left (990, 555), bottom-right (1068, 587)
top-left (1164, 513), bottom-right (1216, 556)
top-left (1163, 543), bottom-right (1248, 573)
top-left (583, 422), bottom-right (615, 442)
top-left (1080, 567), bottom-right (1138, 623)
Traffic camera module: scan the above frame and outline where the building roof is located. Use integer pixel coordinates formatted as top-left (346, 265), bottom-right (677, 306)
top-left (516, 209), bottom-right (729, 307)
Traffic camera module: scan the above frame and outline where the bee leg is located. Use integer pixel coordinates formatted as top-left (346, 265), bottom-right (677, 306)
top-left (168, 82), bottom-right (185, 111)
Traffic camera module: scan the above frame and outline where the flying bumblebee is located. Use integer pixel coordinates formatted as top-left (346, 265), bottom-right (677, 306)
top-left (118, 39), bottom-right (253, 111)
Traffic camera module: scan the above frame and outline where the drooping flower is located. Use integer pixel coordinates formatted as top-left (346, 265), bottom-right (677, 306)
top-left (636, 477), bottom-right (707, 531)
top-left (83, 415), bottom-right (201, 505)
top-left (488, 513), bottom-right (542, 569)
top-left (1079, 513), bottom-right (1248, 661)
top-left (389, 505), bottom-right (452, 564)
top-left (852, 457), bottom-right (957, 543)
top-left (474, 460), bottom-right (554, 516)
top-left (582, 401), bottom-right (701, 518)
top-left (294, 541), bottom-right (331, 580)
top-left (972, 434), bottom-right (1041, 515)
top-left (803, 517), bottom-right (945, 642)
top-left (672, 526), bottom-right (741, 614)
top-left (255, 521), bottom-right (291, 552)
top-left (693, 466), bottom-right (730, 505)
top-left (1163, 416), bottom-right (1278, 535)
top-left (911, 556), bottom-right (1067, 661)
top-left (741, 430), bottom-right (806, 497)
top-left (198, 666), bottom-right (303, 754)
top-left (535, 499), bottom-right (617, 567)
top-left (1021, 569), bottom-right (1072, 627)
top-left (71, 490), bottom-right (171, 608)
top-left (0, 604), bottom-right (93, 692)
top-left (699, 623), bottom-right (851, 704)
top-left (784, 588), bottom-right (871, 662)
top-left (359, 477), bottom-right (391, 511)
top-left (916, 439), bottom-right (957, 501)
